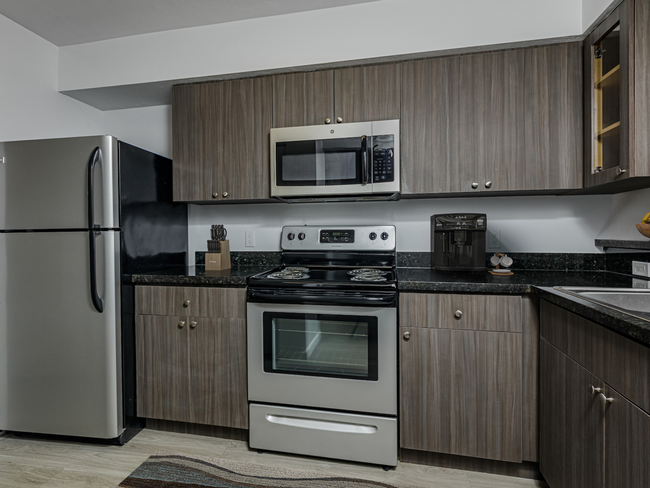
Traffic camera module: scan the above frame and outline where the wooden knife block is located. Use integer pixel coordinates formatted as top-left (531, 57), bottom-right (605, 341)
top-left (205, 240), bottom-right (231, 270)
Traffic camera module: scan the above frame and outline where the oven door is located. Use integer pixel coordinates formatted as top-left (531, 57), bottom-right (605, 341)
top-left (247, 301), bottom-right (397, 416)
top-left (270, 122), bottom-right (373, 197)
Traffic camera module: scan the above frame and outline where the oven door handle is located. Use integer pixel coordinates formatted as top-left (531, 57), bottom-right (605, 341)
top-left (247, 288), bottom-right (396, 307)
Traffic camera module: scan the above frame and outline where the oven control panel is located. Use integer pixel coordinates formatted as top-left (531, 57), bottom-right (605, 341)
top-left (282, 225), bottom-right (395, 251)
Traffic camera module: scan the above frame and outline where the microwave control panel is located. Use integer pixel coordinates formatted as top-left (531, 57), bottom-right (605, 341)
top-left (372, 134), bottom-right (395, 183)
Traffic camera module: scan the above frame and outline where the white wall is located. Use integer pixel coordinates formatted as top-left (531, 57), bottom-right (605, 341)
top-left (59, 0), bottom-right (582, 92)
top-left (103, 106), bottom-right (172, 157)
top-left (583, 0), bottom-right (617, 32)
top-left (0, 14), bottom-right (102, 142)
top-left (188, 194), bottom-right (613, 262)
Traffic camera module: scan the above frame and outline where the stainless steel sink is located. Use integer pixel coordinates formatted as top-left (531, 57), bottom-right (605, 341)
top-left (554, 287), bottom-right (650, 314)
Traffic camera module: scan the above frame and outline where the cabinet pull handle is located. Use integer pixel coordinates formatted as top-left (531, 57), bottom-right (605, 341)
top-left (325, 118), bottom-right (331, 124)
top-left (183, 299), bottom-right (190, 308)
top-left (212, 192), bottom-right (218, 198)
top-left (403, 331), bottom-right (410, 341)
top-left (599, 393), bottom-right (614, 405)
top-left (222, 191), bottom-right (229, 198)
top-left (591, 385), bottom-right (603, 394)
top-left (337, 117), bottom-right (343, 124)
top-left (485, 181), bottom-right (492, 189)
top-left (454, 310), bottom-right (463, 319)
top-left (178, 321), bottom-right (186, 329)
top-left (471, 182), bottom-right (479, 189)
top-left (190, 321), bottom-right (197, 329)
top-left (617, 168), bottom-right (627, 175)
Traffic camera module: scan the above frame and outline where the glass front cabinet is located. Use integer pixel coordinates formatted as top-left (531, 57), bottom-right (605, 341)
top-left (584, 0), bottom-right (634, 187)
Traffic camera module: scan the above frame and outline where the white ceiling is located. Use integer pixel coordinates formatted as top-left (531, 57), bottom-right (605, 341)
top-left (0, 0), bottom-right (378, 46)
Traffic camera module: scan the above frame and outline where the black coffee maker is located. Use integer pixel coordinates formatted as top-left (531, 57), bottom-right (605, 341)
top-left (431, 214), bottom-right (487, 271)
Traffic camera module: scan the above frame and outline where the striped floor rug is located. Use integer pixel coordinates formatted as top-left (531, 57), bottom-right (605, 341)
top-left (119, 450), bottom-right (409, 488)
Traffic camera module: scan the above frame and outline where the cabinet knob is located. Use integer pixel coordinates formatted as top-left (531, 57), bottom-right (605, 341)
top-left (183, 299), bottom-right (190, 308)
top-left (222, 191), bottom-right (228, 198)
top-left (178, 320), bottom-right (186, 329)
top-left (454, 310), bottom-right (463, 319)
top-left (599, 392), bottom-right (613, 405)
top-left (403, 331), bottom-right (410, 341)
top-left (485, 181), bottom-right (492, 189)
top-left (591, 385), bottom-right (603, 394)
top-left (212, 192), bottom-right (218, 199)
top-left (617, 168), bottom-right (627, 175)
top-left (471, 182), bottom-right (479, 189)
top-left (337, 117), bottom-right (343, 124)
top-left (190, 321), bottom-right (197, 329)
top-left (325, 118), bottom-right (331, 124)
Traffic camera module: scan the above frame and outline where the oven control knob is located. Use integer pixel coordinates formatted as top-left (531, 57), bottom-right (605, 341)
top-left (298, 232), bottom-right (306, 241)
top-left (381, 232), bottom-right (389, 241)
top-left (369, 232), bottom-right (377, 241)
top-left (287, 232), bottom-right (295, 241)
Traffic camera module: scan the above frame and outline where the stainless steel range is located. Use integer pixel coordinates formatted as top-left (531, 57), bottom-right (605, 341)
top-left (247, 225), bottom-right (398, 467)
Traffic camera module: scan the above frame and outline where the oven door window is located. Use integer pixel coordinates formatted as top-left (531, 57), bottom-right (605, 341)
top-left (263, 312), bottom-right (378, 381)
top-left (275, 138), bottom-right (364, 187)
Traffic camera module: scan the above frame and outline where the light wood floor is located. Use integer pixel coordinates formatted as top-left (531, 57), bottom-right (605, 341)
top-left (0, 429), bottom-right (549, 488)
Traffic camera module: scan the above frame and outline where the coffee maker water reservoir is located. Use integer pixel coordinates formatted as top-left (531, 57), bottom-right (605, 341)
top-left (431, 214), bottom-right (487, 271)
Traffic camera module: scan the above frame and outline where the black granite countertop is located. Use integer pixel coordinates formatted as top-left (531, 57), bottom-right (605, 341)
top-left (129, 265), bottom-right (271, 287)
top-left (396, 268), bottom-right (641, 294)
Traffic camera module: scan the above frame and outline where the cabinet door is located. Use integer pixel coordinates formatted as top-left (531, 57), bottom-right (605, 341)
top-left (272, 71), bottom-right (334, 127)
top-left (524, 43), bottom-right (583, 190)
top-left (539, 340), bottom-right (604, 488)
top-left (400, 55), bottom-right (480, 194)
top-left (220, 77), bottom-right (272, 201)
top-left (188, 318), bottom-right (248, 428)
top-left (334, 64), bottom-right (401, 124)
top-left (604, 386), bottom-right (650, 488)
top-left (400, 327), bottom-right (522, 462)
top-left (135, 315), bottom-right (190, 422)
top-left (173, 83), bottom-right (223, 201)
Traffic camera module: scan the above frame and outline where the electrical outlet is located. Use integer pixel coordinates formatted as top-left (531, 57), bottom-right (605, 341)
top-left (633, 278), bottom-right (650, 289)
top-left (488, 229), bottom-right (501, 249)
top-left (632, 261), bottom-right (650, 277)
top-left (245, 230), bottom-right (255, 248)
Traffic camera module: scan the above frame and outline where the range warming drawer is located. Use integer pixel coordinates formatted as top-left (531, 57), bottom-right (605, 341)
top-left (249, 404), bottom-right (397, 467)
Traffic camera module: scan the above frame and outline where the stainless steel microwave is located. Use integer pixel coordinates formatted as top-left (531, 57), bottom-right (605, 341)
top-left (270, 120), bottom-right (400, 200)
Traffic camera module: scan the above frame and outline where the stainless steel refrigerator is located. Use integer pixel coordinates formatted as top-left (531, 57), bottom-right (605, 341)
top-left (0, 136), bottom-right (187, 443)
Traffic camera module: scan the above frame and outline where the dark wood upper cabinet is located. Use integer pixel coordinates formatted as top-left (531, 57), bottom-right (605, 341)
top-left (172, 77), bottom-right (272, 202)
top-left (401, 43), bottom-right (582, 195)
top-left (584, 0), bottom-right (650, 188)
top-left (272, 64), bottom-right (400, 128)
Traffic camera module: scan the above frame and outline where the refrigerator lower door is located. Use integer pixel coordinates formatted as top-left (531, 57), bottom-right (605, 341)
top-left (0, 231), bottom-right (123, 439)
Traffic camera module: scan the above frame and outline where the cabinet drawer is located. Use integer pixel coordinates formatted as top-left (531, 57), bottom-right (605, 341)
top-left (135, 286), bottom-right (246, 319)
top-left (400, 293), bottom-right (522, 332)
top-left (135, 286), bottom-right (199, 316)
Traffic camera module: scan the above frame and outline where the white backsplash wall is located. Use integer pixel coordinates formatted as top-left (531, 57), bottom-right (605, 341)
top-left (189, 194), bottom-right (613, 262)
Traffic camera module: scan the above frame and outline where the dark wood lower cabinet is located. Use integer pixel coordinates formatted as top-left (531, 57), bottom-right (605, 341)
top-left (400, 327), bottom-right (522, 463)
top-left (135, 314), bottom-right (248, 429)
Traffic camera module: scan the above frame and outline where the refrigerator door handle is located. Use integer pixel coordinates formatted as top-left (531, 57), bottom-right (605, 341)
top-left (88, 147), bottom-right (104, 313)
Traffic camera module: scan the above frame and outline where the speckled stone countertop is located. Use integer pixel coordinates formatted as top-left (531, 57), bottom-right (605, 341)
top-left (129, 265), bottom-right (271, 287)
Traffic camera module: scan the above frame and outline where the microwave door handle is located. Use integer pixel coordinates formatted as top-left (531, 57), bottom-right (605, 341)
top-left (361, 135), bottom-right (369, 185)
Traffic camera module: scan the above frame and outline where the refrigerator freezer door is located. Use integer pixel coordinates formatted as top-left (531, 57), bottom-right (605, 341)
top-left (0, 231), bottom-right (123, 439)
top-left (0, 136), bottom-right (119, 230)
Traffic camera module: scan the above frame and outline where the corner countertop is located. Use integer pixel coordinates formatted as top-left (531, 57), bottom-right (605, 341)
top-left (128, 265), bottom-right (270, 287)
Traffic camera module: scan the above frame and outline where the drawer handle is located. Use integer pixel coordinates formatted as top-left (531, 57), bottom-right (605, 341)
top-left (190, 321), bottom-right (197, 329)
top-left (178, 321), bottom-right (185, 329)
top-left (403, 331), bottom-right (410, 341)
top-left (265, 414), bottom-right (377, 434)
top-left (183, 299), bottom-right (190, 308)
top-left (454, 310), bottom-right (463, 319)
